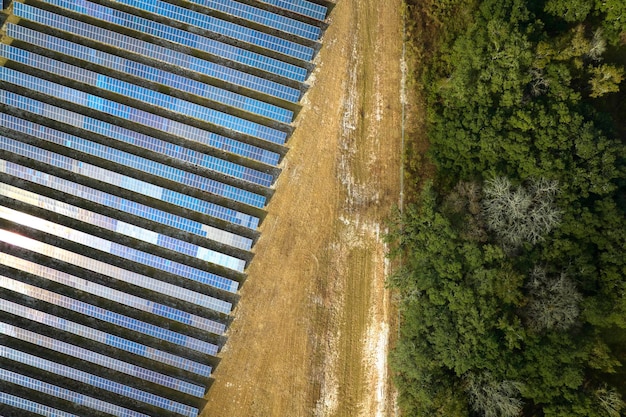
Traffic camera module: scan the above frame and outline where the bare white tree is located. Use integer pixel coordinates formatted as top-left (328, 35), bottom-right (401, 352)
top-left (529, 68), bottom-right (550, 96)
top-left (595, 384), bottom-right (625, 417)
top-left (465, 372), bottom-right (524, 417)
top-left (586, 29), bottom-right (606, 62)
top-left (525, 267), bottom-right (582, 332)
top-left (482, 177), bottom-right (561, 248)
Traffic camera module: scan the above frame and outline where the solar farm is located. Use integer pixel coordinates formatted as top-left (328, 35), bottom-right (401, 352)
top-left (0, 0), bottom-right (334, 415)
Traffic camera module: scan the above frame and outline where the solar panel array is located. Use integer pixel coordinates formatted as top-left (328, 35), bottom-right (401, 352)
top-left (0, 0), bottom-right (331, 415)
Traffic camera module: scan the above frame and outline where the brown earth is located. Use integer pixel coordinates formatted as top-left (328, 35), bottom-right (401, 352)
top-left (202, 1), bottom-right (404, 416)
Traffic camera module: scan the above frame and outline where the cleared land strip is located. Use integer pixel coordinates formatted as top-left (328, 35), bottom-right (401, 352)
top-left (203, 0), bottom-right (403, 416)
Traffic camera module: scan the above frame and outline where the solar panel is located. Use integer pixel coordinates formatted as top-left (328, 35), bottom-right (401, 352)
top-left (0, 111), bottom-right (267, 209)
top-left (0, 367), bottom-right (155, 416)
top-left (0, 205), bottom-right (241, 292)
top-left (112, 0), bottom-right (316, 59)
top-left (0, 133), bottom-right (260, 229)
top-left (1, 252), bottom-right (226, 334)
top-left (0, 346), bottom-right (199, 417)
top-left (0, 299), bottom-right (213, 378)
top-left (0, 276), bottom-right (219, 356)
top-left (0, 85), bottom-right (275, 186)
top-left (186, 0), bottom-right (322, 40)
top-left (1, 45), bottom-right (289, 145)
top-left (13, 2), bottom-right (302, 101)
top-left (0, 159), bottom-right (253, 250)
top-left (8, 24), bottom-right (294, 123)
top-left (0, 229), bottom-right (232, 314)
top-left (259, 0), bottom-right (328, 21)
top-left (38, 0), bottom-right (310, 78)
top-left (0, 392), bottom-right (81, 417)
top-left (0, 183), bottom-right (246, 273)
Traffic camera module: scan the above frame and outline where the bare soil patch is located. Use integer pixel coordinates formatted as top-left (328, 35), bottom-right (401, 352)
top-left (202, 1), bottom-right (403, 416)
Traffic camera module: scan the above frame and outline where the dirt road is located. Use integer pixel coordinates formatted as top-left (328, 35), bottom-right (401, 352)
top-left (202, 1), bottom-right (403, 416)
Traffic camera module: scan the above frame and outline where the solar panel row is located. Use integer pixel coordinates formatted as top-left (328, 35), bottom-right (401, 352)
top-left (259, 0), bottom-right (328, 21)
top-left (112, 0), bottom-right (316, 58)
top-left (14, 2), bottom-right (302, 101)
top-left (0, 134), bottom-right (261, 229)
top-left (0, 83), bottom-right (281, 167)
top-left (39, 0), bottom-right (311, 78)
top-left (0, 183), bottom-right (247, 272)
top-left (0, 367), bottom-right (153, 416)
top-left (9, 24), bottom-right (295, 123)
top-left (185, 0), bottom-right (322, 39)
top-left (0, 110), bottom-right (268, 208)
top-left (0, 346), bottom-right (199, 417)
top-left (0, 87), bottom-right (275, 187)
top-left (0, 322), bottom-right (205, 397)
top-left (0, 229), bottom-right (232, 314)
top-left (1, 46), bottom-right (289, 144)
top-left (0, 298), bottom-right (213, 377)
top-left (0, 275), bottom-right (219, 355)
top-left (0, 205), bottom-right (242, 292)
top-left (1, 252), bottom-right (226, 334)
top-left (0, 159), bottom-right (254, 250)
top-left (0, 392), bottom-right (81, 417)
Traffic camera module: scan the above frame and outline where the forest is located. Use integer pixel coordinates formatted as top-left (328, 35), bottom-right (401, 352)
top-left (388, 0), bottom-right (626, 416)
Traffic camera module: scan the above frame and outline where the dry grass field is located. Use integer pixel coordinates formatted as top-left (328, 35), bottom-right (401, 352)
top-left (202, 1), bottom-right (403, 415)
